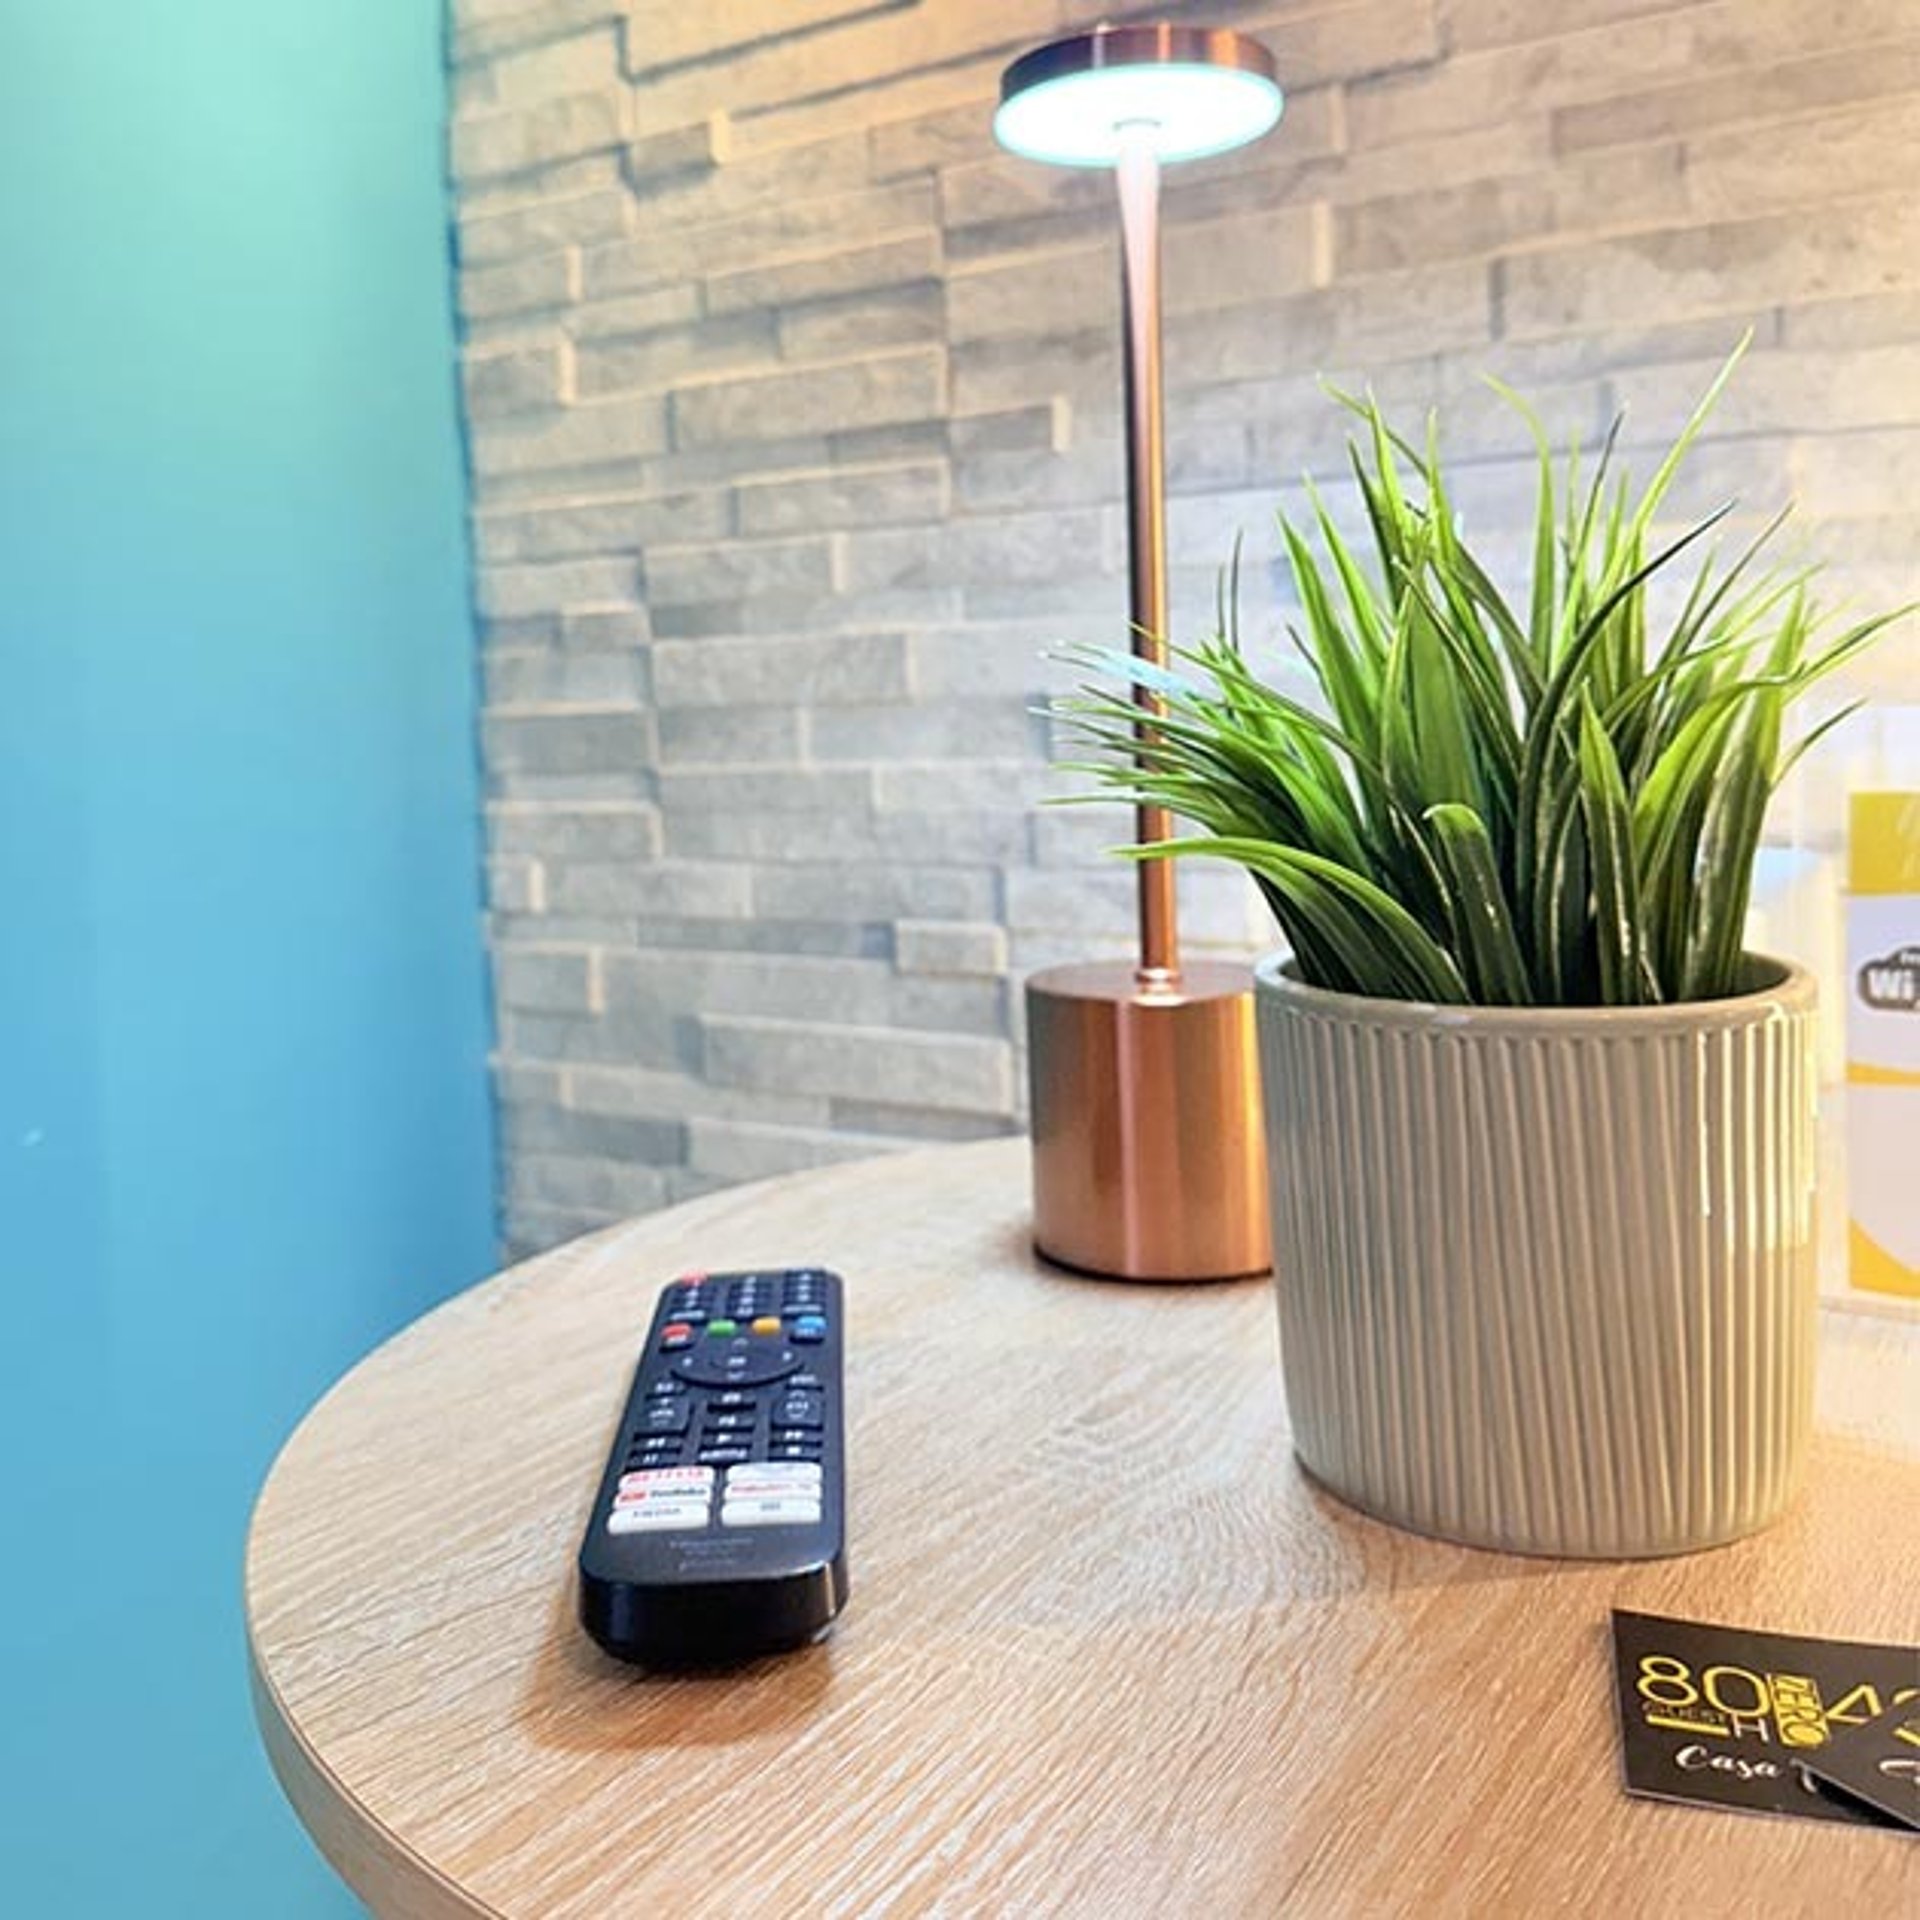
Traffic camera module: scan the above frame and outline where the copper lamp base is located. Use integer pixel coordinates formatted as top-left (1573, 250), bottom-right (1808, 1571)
top-left (1027, 960), bottom-right (1272, 1281)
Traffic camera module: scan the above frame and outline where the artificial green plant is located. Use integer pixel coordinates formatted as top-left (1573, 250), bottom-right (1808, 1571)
top-left (1057, 343), bottom-right (1906, 1006)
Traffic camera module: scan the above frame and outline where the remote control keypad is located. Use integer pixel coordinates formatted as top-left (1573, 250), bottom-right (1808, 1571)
top-left (608, 1271), bottom-right (832, 1532)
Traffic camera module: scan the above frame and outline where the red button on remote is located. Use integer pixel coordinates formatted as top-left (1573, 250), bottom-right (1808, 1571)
top-left (660, 1322), bottom-right (695, 1348)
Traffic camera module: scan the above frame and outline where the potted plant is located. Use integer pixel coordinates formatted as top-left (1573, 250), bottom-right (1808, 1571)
top-left (1057, 345), bottom-right (1906, 1556)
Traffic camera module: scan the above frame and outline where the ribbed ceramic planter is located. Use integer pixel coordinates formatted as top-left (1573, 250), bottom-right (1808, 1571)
top-left (1254, 953), bottom-right (1818, 1558)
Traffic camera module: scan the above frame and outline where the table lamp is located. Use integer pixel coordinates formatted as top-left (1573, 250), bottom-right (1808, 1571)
top-left (995, 22), bottom-right (1283, 1280)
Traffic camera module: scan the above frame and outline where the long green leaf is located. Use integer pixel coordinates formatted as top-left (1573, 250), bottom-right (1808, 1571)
top-left (1577, 696), bottom-right (1650, 1005)
top-left (1424, 803), bottom-right (1533, 1004)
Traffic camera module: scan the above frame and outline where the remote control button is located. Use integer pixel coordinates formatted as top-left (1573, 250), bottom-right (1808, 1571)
top-left (706, 1390), bottom-right (756, 1410)
top-left (646, 1378), bottom-right (689, 1399)
top-left (750, 1315), bottom-right (782, 1335)
top-left (721, 1497), bottom-right (822, 1528)
top-left (768, 1442), bottom-right (823, 1461)
top-left (773, 1393), bottom-right (823, 1428)
top-left (641, 1402), bottom-right (692, 1434)
top-left (609, 1499), bottom-right (711, 1534)
top-left (706, 1317), bottom-right (738, 1337)
top-left (789, 1372), bottom-right (824, 1391)
top-left (667, 1306), bottom-right (707, 1326)
top-left (674, 1271), bottom-right (707, 1286)
top-left (697, 1445), bottom-right (752, 1466)
top-left (703, 1410), bottom-right (756, 1433)
top-left (791, 1316), bottom-right (828, 1344)
top-left (660, 1323), bottom-right (696, 1350)
top-left (618, 1466), bottom-right (714, 1494)
top-left (614, 1481), bottom-right (704, 1508)
top-left (726, 1464), bottom-right (820, 1495)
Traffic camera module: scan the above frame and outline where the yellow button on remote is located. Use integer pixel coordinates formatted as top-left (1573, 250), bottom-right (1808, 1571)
top-left (750, 1315), bottom-right (782, 1335)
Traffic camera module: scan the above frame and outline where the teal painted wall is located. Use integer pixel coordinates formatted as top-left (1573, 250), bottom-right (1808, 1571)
top-left (0, 6), bottom-right (494, 1912)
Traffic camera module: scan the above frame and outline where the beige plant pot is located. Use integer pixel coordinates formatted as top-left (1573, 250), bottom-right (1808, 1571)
top-left (1253, 952), bottom-right (1819, 1558)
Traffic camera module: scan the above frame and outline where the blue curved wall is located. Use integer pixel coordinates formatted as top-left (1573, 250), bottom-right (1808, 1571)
top-left (0, 6), bottom-right (494, 1911)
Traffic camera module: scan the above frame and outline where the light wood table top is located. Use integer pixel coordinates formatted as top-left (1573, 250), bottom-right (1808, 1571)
top-left (247, 1138), bottom-right (1920, 1918)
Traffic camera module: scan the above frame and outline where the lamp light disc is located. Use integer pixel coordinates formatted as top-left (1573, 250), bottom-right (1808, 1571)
top-left (994, 24), bottom-right (1282, 168)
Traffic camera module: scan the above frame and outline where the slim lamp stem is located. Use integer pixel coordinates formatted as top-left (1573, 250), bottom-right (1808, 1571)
top-left (1115, 126), bottom-right (1178, 987)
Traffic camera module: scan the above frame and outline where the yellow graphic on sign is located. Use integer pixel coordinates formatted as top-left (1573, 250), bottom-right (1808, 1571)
top-left (1767, 1672), bottom-right (1829, 1749)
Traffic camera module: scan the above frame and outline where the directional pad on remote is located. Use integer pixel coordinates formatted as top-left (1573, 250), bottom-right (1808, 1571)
top-left (671, 1345), bottom-right (803, 1388)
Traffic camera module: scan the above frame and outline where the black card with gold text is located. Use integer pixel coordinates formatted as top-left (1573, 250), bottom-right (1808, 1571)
top-left (1611, 1610), bottom-right (1918, 1827)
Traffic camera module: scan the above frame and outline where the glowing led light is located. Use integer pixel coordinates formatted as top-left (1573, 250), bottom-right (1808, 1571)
top-left (995, 26), bottom-right (1282, 170)
top-left (994, 59), bottom-right (1282, 168)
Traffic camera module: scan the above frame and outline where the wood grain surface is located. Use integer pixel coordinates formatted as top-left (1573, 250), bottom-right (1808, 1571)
top-left (246, 1138), bottom-right (1920, 1919)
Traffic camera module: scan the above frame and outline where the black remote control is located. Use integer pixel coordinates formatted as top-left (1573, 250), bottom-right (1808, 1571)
top-left (577, 1266), bottom-right (848, 1667)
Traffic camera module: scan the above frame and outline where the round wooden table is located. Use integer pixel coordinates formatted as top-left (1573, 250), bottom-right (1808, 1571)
top-left (247, 1140), bottom-right (1920, 1917)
